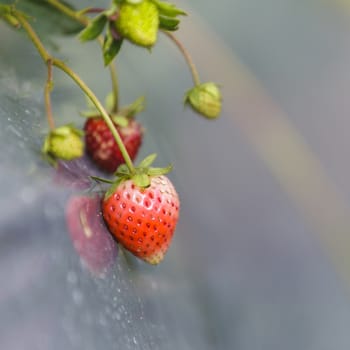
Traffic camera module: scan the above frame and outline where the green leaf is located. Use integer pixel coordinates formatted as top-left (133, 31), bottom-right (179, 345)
top-left (132, 173), bottom-right (151, 188)
top-left (152, 0), bottom-right (186, 17)
top-left (79, 13), bottom-right (107, 41)
top-left (147, 164), bottom-right (173, 176)
top-left (138, 153), bottom-right (157, 168)
top-left (159, 16), bottom-right (180, 31)
top-left (103, 33), bottom-right (123, 66)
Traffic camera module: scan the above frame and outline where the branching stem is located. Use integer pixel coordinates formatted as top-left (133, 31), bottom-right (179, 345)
top-left (14, 8), bottom-right (135, 173)
top-left (47, 0), bottom-right (119, 112)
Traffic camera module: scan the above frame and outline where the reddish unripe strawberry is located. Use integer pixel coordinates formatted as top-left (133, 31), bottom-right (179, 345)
top-left (84, 118), bottom-right (143, 173)
top-left (102, 175), bottom-right (180, 265)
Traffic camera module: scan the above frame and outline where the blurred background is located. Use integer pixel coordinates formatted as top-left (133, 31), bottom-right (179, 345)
top-left (1, 0), bottom-right (350, 349)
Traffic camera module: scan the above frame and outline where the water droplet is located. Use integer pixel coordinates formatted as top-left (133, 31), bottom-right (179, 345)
top-left (72, 288), bottom-right (83, 306)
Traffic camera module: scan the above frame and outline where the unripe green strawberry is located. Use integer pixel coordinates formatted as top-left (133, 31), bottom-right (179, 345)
top-left (42, 125), bottom-right (84, 162)
top-left (185, 82), bottom-right (222, 119)
top-left (115, 0), bottom-right (159, 47)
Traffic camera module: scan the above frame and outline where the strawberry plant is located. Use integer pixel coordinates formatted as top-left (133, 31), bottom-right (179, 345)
top-left (0, 0), bottom-right (222, 265)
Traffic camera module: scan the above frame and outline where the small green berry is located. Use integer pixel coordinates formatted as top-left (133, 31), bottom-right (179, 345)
top-left (42, 125), bottom-right (84, 163)
top-left (115, 0), bottom-right (159, 47)
top-left (184, 82), bottom-right (222, 119)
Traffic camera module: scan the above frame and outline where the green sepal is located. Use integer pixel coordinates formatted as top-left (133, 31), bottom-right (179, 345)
top-left (115, 164), bottom-right (130, 176)
top-left (138, 153), bottom-right (157, 168)
top-left (132, 173), bottom-right (151, 188)
top-left (50, 124), bottom-right (84, 137)
top-left (42, 151), bottom-right (58, 167)
top-left (147, 164), bottom-right (173, 176)
top-left (122, 96), bottom-right (145, 117)
top-left (103, 27), bottom-right (123, 66)
top-left (111, 115), bottom-right (129, 127)
top-left (79, 13), bottom-right (107, 41)
top-left (79, 110), bottom-right (100, 118)
top-left (90, 176), bottom-right (115, 184)
top-left (152, 0), bottom-right (186, 17)
top-left (105, 177), bottom-right (125, 199)
top-left (159, 16), bottom-right (180, 31)
top-left (42, 134), bottom-right (50, 154)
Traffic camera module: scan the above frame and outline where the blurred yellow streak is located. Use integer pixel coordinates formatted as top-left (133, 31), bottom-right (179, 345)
top-left (178, 3), bottom-right (350, 288)
top-left (331, 0), bottom-right (350, 12)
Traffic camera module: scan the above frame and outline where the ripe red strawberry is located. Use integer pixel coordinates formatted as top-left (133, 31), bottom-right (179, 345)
top-left (102, 175), bottom-right (180, 265)
top-left (84, 118), bottom-right (143, 173)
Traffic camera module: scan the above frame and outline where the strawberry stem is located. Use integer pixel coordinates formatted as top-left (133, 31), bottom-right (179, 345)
top-left (163, 31), bottom-right (201, 86)
top-left (14, 9), bottom-right (135, 173)
top-left (14, 10), bottom-right (56, 130)
top-left (47, 0), bottom-right (87, 25)
top-left (109, 62), bottom-right (119, 113)
top-left (52, 59), bottom-right (135, 173)
top-left (47, 0), bottom-right (120, 112)
top-left (44, 59), bottom-right (55, 130)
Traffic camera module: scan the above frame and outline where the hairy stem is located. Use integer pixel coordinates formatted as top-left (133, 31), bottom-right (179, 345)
top-left (108, 60), bottom-right (119, 113)
top-left (47, 0), bottom-right (88, 25)
top-left (47, 0), bottom-right (120, 112)
top-left (14, 8), bottom-right (135, 172)
top-left (15, 11), bottom-right (50, 62)
top-left (45, 59), bottom-right (55, 129)
top-left (163, 31), bottom-right (201, 86)
top-left (53, 59), bottom-right (134, 172)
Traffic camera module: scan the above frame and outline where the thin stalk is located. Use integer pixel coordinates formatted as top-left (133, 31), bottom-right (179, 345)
top-left (163, 31), bottom-right (201, 86)
top-left (14, 8), bottom-right (135, 173)
top-left (15, 11), bottom-right (50, 62)
top-left (47, 0), bottom-right (120, 112)
top-left (44, 59), bottom-right (55, 129)
top-left (16, 11), bottom-right (55, 129)
top-left (52, 59), bottom-right (134, 173)
top-left (46, 0), bottom-right (88, 25)
top-left (108, 60), bottom-right (119, 113)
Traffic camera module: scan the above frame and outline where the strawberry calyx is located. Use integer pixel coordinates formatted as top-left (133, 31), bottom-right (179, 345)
top-left (91, 153), bottom-right (172, 198)
top-left (110, 95), bottom-right (145, 127)
top-left (80, 94), bottom-right (144, 127)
